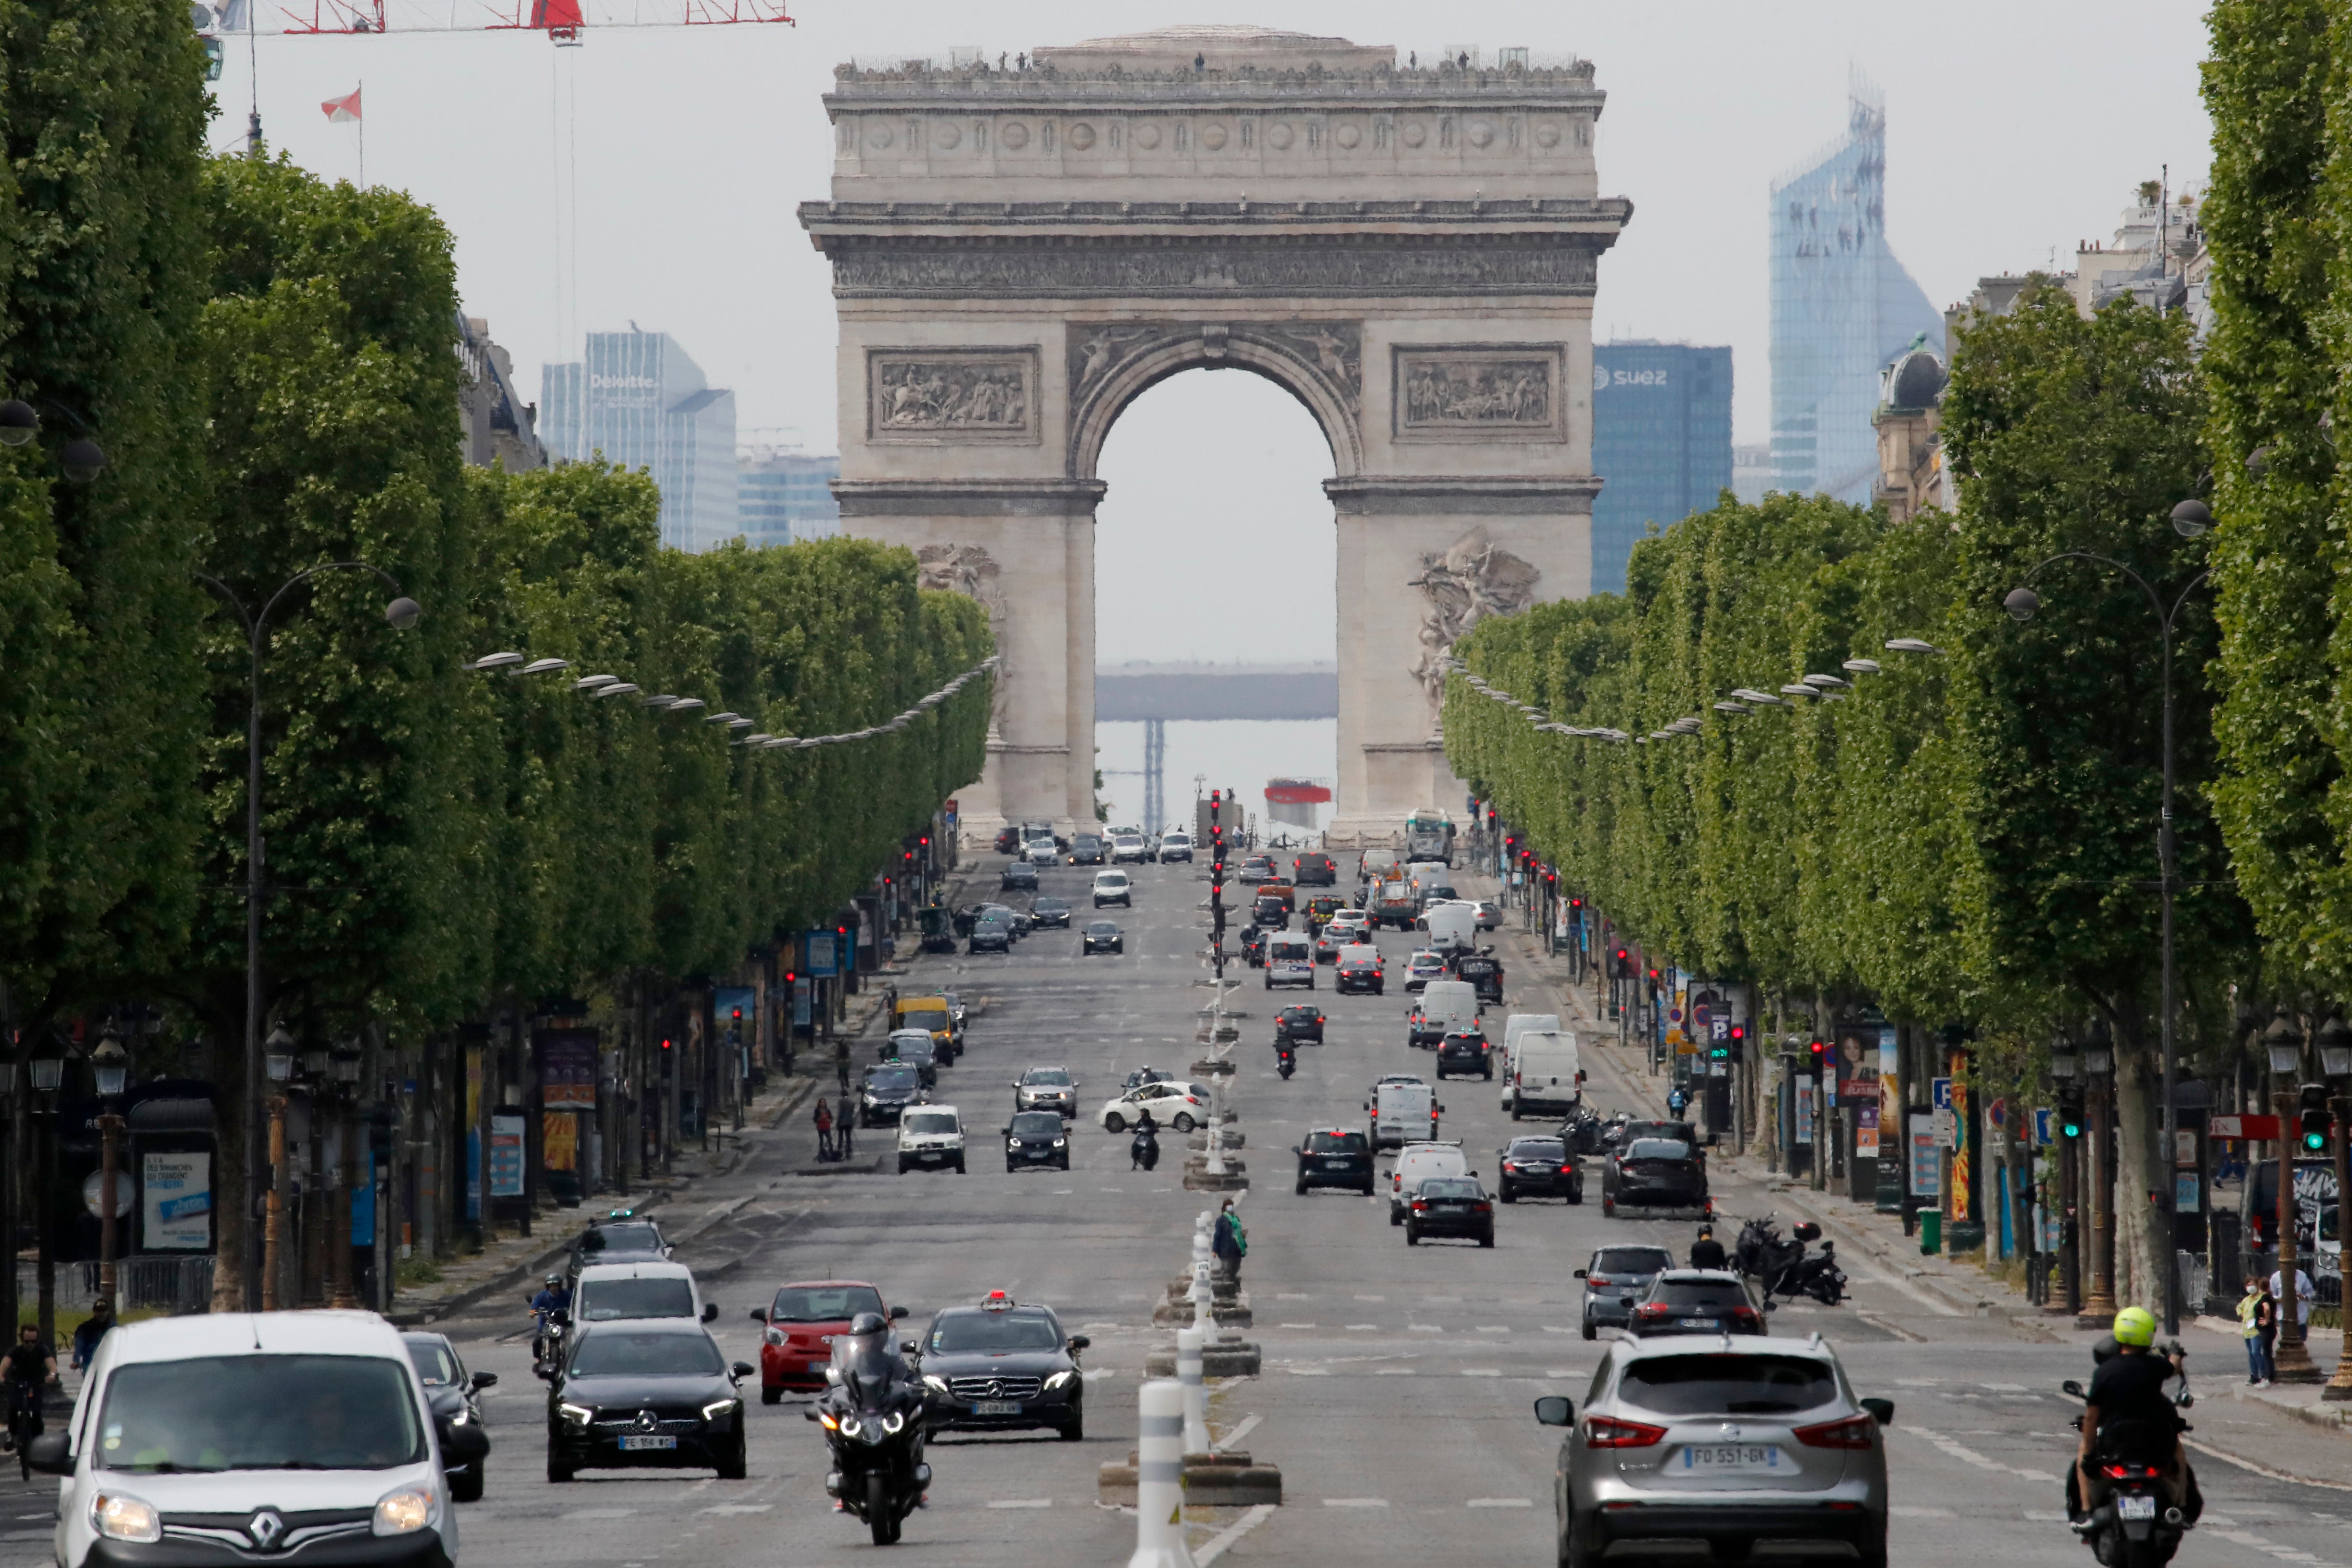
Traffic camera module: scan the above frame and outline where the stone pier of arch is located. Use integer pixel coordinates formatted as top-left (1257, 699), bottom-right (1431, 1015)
top-left (797, 24), bottom-right (1629, 845)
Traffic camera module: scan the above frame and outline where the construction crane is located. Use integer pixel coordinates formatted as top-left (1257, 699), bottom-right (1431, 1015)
top-left (195, 0), bottom-right (789, 47)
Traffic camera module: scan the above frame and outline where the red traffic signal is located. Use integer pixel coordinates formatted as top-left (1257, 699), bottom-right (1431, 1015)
top-left (730, 1007), bottom-right (743, 1021)
top-left (1807, 1038), bottom-right (1828, 1062)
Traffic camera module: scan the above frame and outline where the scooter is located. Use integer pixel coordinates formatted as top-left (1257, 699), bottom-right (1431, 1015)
top-left (2063, 1348), bottom-right (2198, 1568)
top-left (1131, 1120), bottom-right (1161, 1171)
top-left (1276, 1044), bottom-right (1297, 1080)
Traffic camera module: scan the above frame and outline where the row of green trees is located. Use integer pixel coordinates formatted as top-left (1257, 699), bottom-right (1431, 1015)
top-left (0, 0), bottom-right (989, 1301)
top-left (1446, 287), bottom-right (2237, 1305)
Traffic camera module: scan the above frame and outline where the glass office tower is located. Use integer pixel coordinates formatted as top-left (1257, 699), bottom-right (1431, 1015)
top-left (541, 329), bottom-right (739, 552)
top-left (1769, 82), bottom-right (1945, 503)
top-left (1590, 343), bottom-right (1734, 595)
top-left (737, 450), bottom-right (842, 546)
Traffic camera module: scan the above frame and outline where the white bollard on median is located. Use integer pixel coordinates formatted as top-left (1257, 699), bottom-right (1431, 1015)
top-left (1176, 1321), bottom-right (1211, 1454)
top-left (1128, 1379), bottom-right (1199, 1568)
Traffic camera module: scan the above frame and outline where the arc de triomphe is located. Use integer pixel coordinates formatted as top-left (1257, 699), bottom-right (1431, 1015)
top-left (798, 24), bottom-right (1629, 845)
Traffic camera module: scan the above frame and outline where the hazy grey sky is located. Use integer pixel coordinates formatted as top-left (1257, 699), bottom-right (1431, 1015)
top-left (214, 0), bottom-right (2214, 666)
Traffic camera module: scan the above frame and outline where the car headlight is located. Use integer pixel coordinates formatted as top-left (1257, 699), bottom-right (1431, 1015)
top-left (702, 1398), bottom-right (738, 1423)
top-left (372, 1486), bottom-right (437, 1537)
top-left (92, 1493), bottom-right (161, 1545)
top-left (1052, 1138), bottom-right (1066, 1148)
top-left (445, 1409), bottom-right (472, 1427)
top-left (766, 1326), bottom-right (785, 1346)
top-left (1044, 1370), bottom-right (1075, 1390)
top-left (1008, 1139), bottom-right (1021, 1150)
top-left (560, 1401), bottom-right (595, 1427)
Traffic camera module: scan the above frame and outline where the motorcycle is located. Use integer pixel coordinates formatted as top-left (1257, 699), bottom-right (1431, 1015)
top-left (1131, 1120), bottom-right (1162, 1171)
top-left (2063, 1347), bottom-right (2198, 1568)
top-left (1276, 1044), bottom-right (1296, 1080)
top-left (1734, 1215), bottom-right (1847, 1305)
top-left (810, 1313), bottom-right (931, 1547)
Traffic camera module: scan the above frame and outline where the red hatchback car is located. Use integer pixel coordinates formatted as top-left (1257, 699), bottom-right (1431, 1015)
top-left (751, 1279), bottom-right (906, 1402)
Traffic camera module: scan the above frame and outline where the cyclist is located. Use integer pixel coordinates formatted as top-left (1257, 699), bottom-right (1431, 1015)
top-left (3, 1323), bottom-right (57, 1455)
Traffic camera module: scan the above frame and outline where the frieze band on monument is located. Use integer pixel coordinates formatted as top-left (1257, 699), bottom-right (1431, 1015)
top-left (823, 239), bottom-right (1604, 300)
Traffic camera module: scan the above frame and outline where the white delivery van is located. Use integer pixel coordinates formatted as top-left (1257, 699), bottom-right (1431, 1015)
top-left (574, 1260), bottom-right (714, 1325)
top-left (1510, 1029), bottom-right (1584, 1119)
top-left (1387, 1141), bottom-right (1471, 1222)
top-left (1408, 979), bottom-right (1481, 1048)
top-left (1265, 931), bottom-right (1316, 989)
top-left (33, 1310), bottom-right (485, 1568)
top-left (1500, 1014), bottom-right (1563, 1109)
top-left (1366, 1078), bottom-right (1439, 1149)
top-left (1406, 862), bottom-right (1458, 907)
top-left (1420, 903), bottom-right (1478, 953)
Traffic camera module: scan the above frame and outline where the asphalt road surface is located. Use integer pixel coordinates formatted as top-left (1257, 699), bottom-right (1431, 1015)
top-left (6, 851), bottom-right (2352, 1568)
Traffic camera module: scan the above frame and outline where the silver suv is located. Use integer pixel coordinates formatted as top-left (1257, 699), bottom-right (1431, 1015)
top-left (1533, 1333), bottom-right (1892, 1568)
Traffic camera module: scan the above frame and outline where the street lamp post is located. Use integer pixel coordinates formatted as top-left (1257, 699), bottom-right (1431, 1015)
top-left (2318, 1014), bottom-right (2352, 1401)
top-left (2079, 1028), bottom-right (2118, 1327)
top-left (330, 1042), bottom-right (361, 1309)
top-left (28, 1045), bottom-right (62, 1347)
top-left (2266, 1008), bottom-right (2322, 1381)
top-left (2005, 505), bottom-right (2212, 1337)
top-left (193, 564), bottom-right (419, 1311)
top-left (262, 1028), bottom-right (294, 1311)
top-left (90, 1029), bottom-right (129, 1317)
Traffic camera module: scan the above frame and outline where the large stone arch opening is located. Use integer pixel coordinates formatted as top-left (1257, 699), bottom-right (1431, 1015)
top-left (800, 24), bottom-right (1629, 844)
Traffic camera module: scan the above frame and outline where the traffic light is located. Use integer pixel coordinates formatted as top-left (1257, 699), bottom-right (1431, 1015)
top-left (1806, 1038), bottom-right (1828, 1069)
top-left (1727, 1024), bottom-right (1745, 1062)
top-left (1610, 947), bottom-right (1629, 980)
top-left (2300, 1083), bottom-right (2333, 1152)
top-left (1707, 1035), bottom-right (1730, 1063)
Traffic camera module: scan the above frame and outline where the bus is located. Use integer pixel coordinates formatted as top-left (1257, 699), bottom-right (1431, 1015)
top-left (1405, 808), bottom-right (1455, 867)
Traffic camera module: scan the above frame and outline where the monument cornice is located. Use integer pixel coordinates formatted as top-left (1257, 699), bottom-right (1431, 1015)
top-left (833, 478), bottom-right (1109, 517)
top-left (1323, 475), bottom-right (1603, 516)
top-left (801, 196), bottom-right (1632, 237)
top-left (824, 69), bottom-right (1603, 115)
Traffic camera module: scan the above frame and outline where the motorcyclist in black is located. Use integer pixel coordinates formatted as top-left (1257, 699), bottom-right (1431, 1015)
top-left (2075, 1307), bottom-right (2189, 1513)
top-left (1690, 1226), bottom-right (1728, 1271)
top-left (1131, 1110), bottom-right (1160, 1171)
top-left (817, 1310), bottom-right (929, 1544)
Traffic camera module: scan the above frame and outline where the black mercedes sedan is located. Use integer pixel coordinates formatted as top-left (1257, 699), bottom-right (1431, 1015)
top-left (916, 1296), bottom-right (1088, 1439)
top-left (1081, 919), bottom-right (1125, 955)
top-left (1292, 1127), bottom-right (1375, 1195)
top-left (403, 1331), bottom-right (496, 1501)
top-left (1002, 1109), bottom-right (1071, 1171)
top-left (859, 1063), bottom-right (925, 1126)
top-left (1403, 1176), bottom-right (1495, 1247)
top-left (544, 1322), bottom-right (754, 1482)
top-left (1273, 1004), bottom-right (1324, 1044)
top-left (969, 914), bottom-right (1013, 954)
top-left (1494, 1134), bottom-right (1581, 1204)
top-left (1031, 896), bottom-right (1073, 929)
top-left (1601, 1136), bottom-right (1711, 1219)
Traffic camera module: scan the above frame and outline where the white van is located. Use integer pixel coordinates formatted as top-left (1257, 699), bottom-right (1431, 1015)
top-left (1419, 903), bottom-right (1478, 953)
top-left (1093, 870), bottom-right (1132, 907)
top-left (1265, 931), bottom-right (1316, 989)
top-left (1387, 1141), bottom-right (1471, 1222)
top-left (1406, 862), bottom-right (1457, 906)
top-left (1500, 1014), bottom-right (1563, 1109)
top-left (575, 1260), bottom-right (715, 1325)
top-left (897, 1104), bottom-right (968, 1173)
top-left (1408, 979), bottom-right (1481, 1047)
top-left (34, 1310), bottom-right (485, 1567)
top-left (1366, 1077), bottom-right (1439, 1149)
top-left (1511, 1029), bottom-right (1584, 1119)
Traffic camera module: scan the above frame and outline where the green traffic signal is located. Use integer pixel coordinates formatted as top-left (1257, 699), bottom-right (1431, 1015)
top-left (2309, 1131), bottom-right (2331, 1152)
top-left (2062, 1120), bottom-right (2082, 1139)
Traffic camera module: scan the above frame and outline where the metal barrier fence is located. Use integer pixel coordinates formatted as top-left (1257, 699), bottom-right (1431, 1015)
top-left (13, 1256), bottom-right (215, 1316)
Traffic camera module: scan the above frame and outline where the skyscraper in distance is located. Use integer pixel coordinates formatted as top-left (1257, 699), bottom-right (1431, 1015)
top-left (541, 328), bottom-right (739, 551)
top-left (1590, 343), bottom-right (1733, 595)
top-left (1769, 76), bottom-right (1945, 504)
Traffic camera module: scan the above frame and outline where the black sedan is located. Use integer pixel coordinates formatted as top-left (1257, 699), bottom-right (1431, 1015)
top-left (1002, 1109), bottom-right (1071, 1171)
top-left (1404, 1176), bottom-right (1495, 1247)
top-left (544, 1322), bottom-right (753, 1482)
top-left (1575, 1244), bottom-right (1675, 1338)
top-left (1495, 1135), bottom-right (1581, 1204)
top-left (1434, 1029), bottom-right (1493, 1080)
top-left (1031, 896), bottom-right (1073, 929)
top-left (1292, 1127), bottom-right (1375, 1195)
top-left (403, 1331), bottom-right (495, 1501)
top-left (859, 1063), bottom-right (925, 1126)
top-left (1274, 1004), bottom-right (1324, 1044)
top-left (1627, 1269), bottom-right (1765, 1336)
top-left (879, 1032), bottom-right (939, 1088)
top-left (916, 1299), bottom-right (1089, 1439)
top-left (1081, 920), bottom-right (1125, 955)
top-left (969, 915), bottom-right (1012, 954)
top-left (1001, 861), bottom-right (1039, 891)
top-left (1601, 1136), bottom-right (1711, 1219)
top-left (1335, 952), bottom-right (1384, 994)
top-left (1251, 895), bottom-right (1288, 927)
top-left (1241, 927), bottom-right (1270, 968)
top-left (1067, 834), bottom-right (1107, 865)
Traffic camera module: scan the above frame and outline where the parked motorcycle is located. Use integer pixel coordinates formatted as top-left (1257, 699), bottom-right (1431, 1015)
top-left (1734, 1215), bottom-right (1847, 1305)
top-left (2063, 1348), bottom-right (2198, 1568)
top-left (810, 1312), bottom-right (931, 1546)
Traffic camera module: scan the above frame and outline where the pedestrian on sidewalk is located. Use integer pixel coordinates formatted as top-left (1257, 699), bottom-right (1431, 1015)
top-left (2240, 1276), bottom-right (2275, 1384)
top-left (2270, 1262), bottom-right (2316, 1336)
top-left (1212, 1198), bottom-right (1246, 1288)
top-left (814, 1097), bottom-right (835, 1160)
top-left (836, 1105), bottom-right (855, 1160)
top-left (834, 1041), bottom-right (851, 1095)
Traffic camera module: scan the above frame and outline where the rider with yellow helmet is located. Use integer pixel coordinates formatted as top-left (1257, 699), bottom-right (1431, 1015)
top-left (2073, 1307), bottom-right (2188, 1514)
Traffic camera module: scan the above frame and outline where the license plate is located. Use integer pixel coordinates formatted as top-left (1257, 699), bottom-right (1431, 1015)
top-left (1680, 1444), bottom-right (1780, 1472)
top-left (1325, 1158), bottom-right (1351, 1168)
top-left (972, 1400), bottom-right (1021, 1416)
top-left (1676, 1317), bottom-right (1720, 1329)
top-left (2117, 1495), bottom-right (2158, 1520)
top-left (619, 1435), bottom-right (678, 1451)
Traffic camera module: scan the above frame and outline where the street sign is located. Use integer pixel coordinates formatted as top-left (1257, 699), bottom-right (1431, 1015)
top-left (1908, 1113), bottom-right (1940, 1197)
top-left (2210, 1114), bottom-right (2281, 1140)
top-left (805, 929), bottom-right (840, 977)
top-left (1931, 1076), bottom-right (1952, 1112)
top-left (1932, 1109), bottom-right (1957, 1148)
top-left (2033, 1108), bottom-right (2055, 1147)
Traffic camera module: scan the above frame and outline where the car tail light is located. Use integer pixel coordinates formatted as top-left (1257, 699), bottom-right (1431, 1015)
top-left (1731, 1307), bottom-right (1761, 1329)
top-left (1412, 1200), bottom-right (1427, 1212)
top-left (1585, 1274), bottom-right (1611, 1288)
top-left (1794, 1414), bottom-right (1877, 1450)
top-left (1471, 1202), bottom-right (1491, 1214)
top-left (1632, 1303), bottom-right (1668, 1322)
top-left (1585, 1415), bottom-right (1667, 1449)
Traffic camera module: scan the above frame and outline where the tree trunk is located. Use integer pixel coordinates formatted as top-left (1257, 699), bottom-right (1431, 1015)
top-left (2112, 1045), bottom-right (2165, 1314)
top-left (211, 1029), bottom-right (249, 1313)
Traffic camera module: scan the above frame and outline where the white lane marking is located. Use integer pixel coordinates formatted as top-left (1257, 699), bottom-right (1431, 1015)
top-left (1982, 1382), bottom-right (2026, 1392)
top-left (1218, 1413), bottom-right (1262, 1450)
top-left (1354, 1295), bottom-right (1385, 1302)
top-left (1346, 1323), bottom-right (1378, 1331)
top-left (1053, 1189), bottom-right (1075, 1194)
top-left (1896, 1378), bottom-right (1942, 1387)
top-left (569, 1508), bottom-right (637, 1519)
top-left (1277, 1293), bottom-right (1314, 1301)
top-left (1546, 1369), bottom-right (1581, 1378)
top-left (1278, 1322), bottom-right (1319, 1329)
top-left (1891, 1506), bottom-right (1955, 1519)
top-left (1288, 1367), bottom-right (1331, 1376)
top-left (1102, 1188), bottom-right (1124, 1194)
top-left (1375, 1367), bottom-right (1415, 1375)
top-left (1542, 1326), bottom-right (1577, 1335)
top-left (2184, 1435), bottom-right (2352, 1494)
top-left (1195, 1501), bottom-right (1276, 1565)
top-left (1409, 1323), bottom-right (1443, 1333)
top-left (1476, 1326), bottom-right (1510, 1334)
top-left (1467, 1498), bottom-right (1531, 1508)
top-left (1902, 1423), bottom-right (2050, 1482)
top-left (699, 1504), bottom-right (772, 1515)
top-left (1322, 1498), bottom-right (1389, 1508)
top-left (988, 1499), bottom-right (1053, 1509)
top-left (1462, 1369), bottom-right (1503, 1377)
